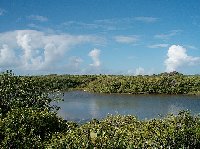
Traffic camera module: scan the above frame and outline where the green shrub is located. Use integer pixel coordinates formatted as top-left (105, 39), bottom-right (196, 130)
top-left (0, 71), bottom-right (66, 148)
top-left (47, 112), bottom-right (200, 149)
top-left (0, 70), bottom-right (56, 117)
top-left (0, 108), bottom-right (69, 148)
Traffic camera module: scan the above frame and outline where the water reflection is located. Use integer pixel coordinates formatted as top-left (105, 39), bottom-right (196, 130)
top-left (54, 91), bottom-right (200, 122)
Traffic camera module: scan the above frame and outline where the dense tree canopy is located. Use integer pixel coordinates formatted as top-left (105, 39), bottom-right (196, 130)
top-left (28, 71), bottom-right (200, 95)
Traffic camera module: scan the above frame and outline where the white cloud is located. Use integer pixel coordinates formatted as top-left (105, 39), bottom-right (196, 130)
top-left (148, 44), bottom-right (169, 48)
top-left (165, 45), bottom-right (200, 72)
top-left (0, 44), bottom-right (18, 67)
top-left (59, 56), bottom-right (84, 74)
top-left (28, 15), bottom-right (48, 22)
top-left (114, 35), bottom-right (138, 44)
top-left (135, 67), bottom-right (145, 75)
top-left (134, 17), bottom-right (158, 23)
top-left (0, 8), bottom-right (6, 16)
top-left (88, 48), bottom-right (101, 67)
top-left (0, 30), bottom-right (101, 73)
top-left (17, 33), bottom-right (32, 66)
top-left (155, 30), bottom-right (181, 40)
top-left (127, 67), bottom-right (155, 76)
top-left (69, 56), bottom-right (83, 67)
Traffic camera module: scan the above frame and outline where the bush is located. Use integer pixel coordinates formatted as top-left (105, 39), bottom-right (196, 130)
top-left (0, 108), bottom-right (69, 148)
top-left (47, 112), bottom-right (200, 149)
top-left (0, 71), bottom-right (66, 148)
top-left (0, 70), bottom-right (56, 117)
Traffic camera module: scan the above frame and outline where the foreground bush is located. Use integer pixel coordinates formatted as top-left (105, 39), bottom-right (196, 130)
top-left (47, 111), bottom-right (200, 149)
top-left (0, 70), bottom-right (57, 117)
top-left (0, 71), bottom-right (68, 148)
top-left (0, 108), bottom-right (69, 148)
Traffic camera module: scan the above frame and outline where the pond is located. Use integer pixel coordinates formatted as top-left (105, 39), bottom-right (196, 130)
top-left (54, 91), bottom-right (200, 122)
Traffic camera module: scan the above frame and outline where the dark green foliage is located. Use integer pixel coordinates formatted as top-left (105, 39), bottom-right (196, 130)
top-left (0, 108), bottom-right (68, 148)
top-left (0, 71), bottom-right (69, 148)
top-left (85, 73), bottom-right (200, 95)
top-left (0, 70), bottom-right (55, 117)
top-left (47, 112), bottom-right (200, 149)
top-left (32, 74), bottom-right (97, 91)
top-left (10, 71), bottom-right (199, 95)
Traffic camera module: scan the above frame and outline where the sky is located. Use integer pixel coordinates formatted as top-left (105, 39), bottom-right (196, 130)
top-left (0, 0), bottom-right (200, 75)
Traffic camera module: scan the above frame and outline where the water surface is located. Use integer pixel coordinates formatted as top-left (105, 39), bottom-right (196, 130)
top-left (55, 91), bottom-right (200, 122)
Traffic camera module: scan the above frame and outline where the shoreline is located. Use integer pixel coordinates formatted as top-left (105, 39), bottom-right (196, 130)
top-left (61, 89), bottom-right (200, 96)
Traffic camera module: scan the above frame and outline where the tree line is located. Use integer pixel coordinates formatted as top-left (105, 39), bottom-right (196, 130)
top-left (29, 71), bottom-right (200, 95)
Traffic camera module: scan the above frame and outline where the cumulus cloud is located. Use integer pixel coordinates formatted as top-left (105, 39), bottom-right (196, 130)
top-left (148, 44), bottom-right (169, 48)
top-left (58, 56), bottom-right (84, 74)
top-left (165, 45), bottom-right (200, 72)
top-left (17, 33), bottom-right (32, 66)
top-left (0, 30), bottom-right (101, 73)
top-left (134, 17), bottom-right (158, 23)
top-left (69, 56), bottom-right (83, 67)
top-left (88, 48), bottom-right (101, 67)
top-left (114, 35), bottom-right (138, 44)
top-left (28, 15), bottom-right (48, 22)
top-left (0, 44), bottom-right (18, 67)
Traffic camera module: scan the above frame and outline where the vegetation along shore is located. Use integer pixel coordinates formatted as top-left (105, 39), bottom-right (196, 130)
top-left (31, 71), bottom-right (200, 95)
top-left (0, 70), bottom-right (200, 148)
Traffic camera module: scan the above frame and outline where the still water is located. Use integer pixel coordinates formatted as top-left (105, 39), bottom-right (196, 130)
top-left (54, 91), bottom-right (200, 122)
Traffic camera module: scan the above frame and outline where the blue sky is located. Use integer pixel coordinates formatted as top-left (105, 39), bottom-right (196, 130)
top-left (0, 0), bottom-right (200, 75)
